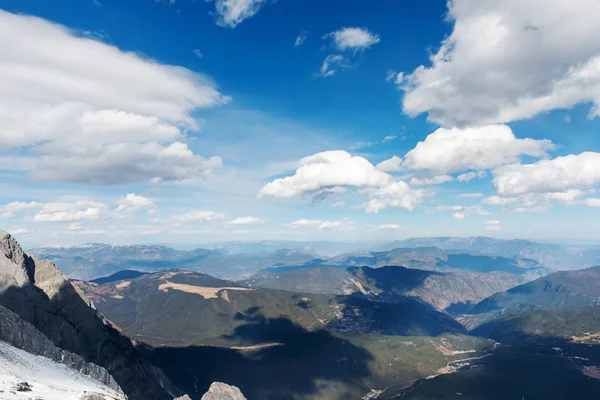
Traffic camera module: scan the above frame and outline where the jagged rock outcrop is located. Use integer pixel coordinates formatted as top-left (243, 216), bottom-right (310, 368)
top-left (0, 304), bottom-right (120, 391)
top-left (0, 231), bottom-right (181, 400)
top-left (201, 382), bottom-right (247, 400)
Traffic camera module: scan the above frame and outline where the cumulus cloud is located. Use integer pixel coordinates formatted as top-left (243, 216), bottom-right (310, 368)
top-left (457, 193), bottom-right (485, 198)
top-left (0, 11), bottom-right (227, 184)
top-left (0, 201), bottom-right (43, 218)
top-left (410, 175), bottom-right (453, 186)
top-left (259, 151), bottom-right (392, 199)
top-left (213, 0), bottom-right (270, 28)
top-left (493, 152), bottom-right (600, 195)
top-left (403, 125), bottom-right (554, 174)
top-left (228, 216), bottom-right (265, 225)
top-left (34, 200), bottom-right (109, 222)
top-left (294, 31), bottom-right (308, 47)
top-left (260, 150), bottom-right (424, 213)
top-left (584, 198), bottom-right (600, 207)
top-left (286, 218), bottom-right (354, 231)
top-left (400, 0), bottom-right (600, 126)
top-left (325, 27), bottom-right (380, 52)
top-left (452, 211), bottom-right (466, 220)
top-left (115, 194), bottom-right (155, 216)
top-left (363, 182), bottom-right (424, 214)
top-left (376, 155), bottom-right (403, 172)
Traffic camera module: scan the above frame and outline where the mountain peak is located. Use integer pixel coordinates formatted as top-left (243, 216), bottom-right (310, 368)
top-left (0, 230), bottom-right (35, 284)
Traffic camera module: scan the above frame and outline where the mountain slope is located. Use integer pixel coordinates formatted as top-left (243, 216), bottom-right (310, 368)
top-left (0, 232), bottom-right (180, 400)
top-left (470, 266), bottom-right (600, 314)
top-left (472, 306), bottom-right (600, 343)
top-left (75, 270), bottom-right (465, 346)
top-left (243, 265), bottom-right (532, 312)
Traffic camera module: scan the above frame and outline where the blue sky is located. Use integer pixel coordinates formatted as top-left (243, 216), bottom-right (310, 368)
top-left (1, 0), bottom-right (599, 247)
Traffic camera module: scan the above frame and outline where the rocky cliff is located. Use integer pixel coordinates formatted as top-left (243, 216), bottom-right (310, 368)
top-left (0, 231), bottom-right (180, 400)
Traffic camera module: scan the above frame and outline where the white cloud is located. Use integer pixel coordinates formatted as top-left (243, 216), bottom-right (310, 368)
top-left (68, 223), bottom-right (106, 236)
top-left (493, 152), bottom-right (600, 195)
top-left (483, 190), bottom-right (585, 212)
top-left (400, 0), bottom-right (600, 127)
top-left (294, 31), bottom-right (308, 47)
top-left (457, 171), bottom-right (487, 182)
top-left (115, 194), bottom-right (155, 216)
top-left (286, 218), bottom-right (353, 231)
top-left (363, 181), bottom-right (424, 213)
top-left (485, 220), bottom-right (501, 225)
top-left (325, 27), bottom-right (380, 52)
top-left (165, 210), bottom-right (225, 227)
top-left (403, 125), bottom-right (554, 174)
top-left (213, 0), bottom-right (269, 28)
top-left (330, 201), bottom-right (345, 208)
top-left (193, 49), bottom-right (203, 59)
top-left (584, 198), bottom-right (600, 207)
top-left (258, 150), bottom-right (392, 199)
top-left (457, 193), bottom-right (485, 198)
top-left (410, 175), bottom-right (454, 186)
top-left (228, 216), bottom-right (265, 225)
top-left (0, 11), bottom-right (227, 184)
top-left (377, 224), bottom-right (401, 230)
top-left (5, 229), bottom-right (29, 236)
top-left (260, 150), bottom-right (424, 214)
top-left (376, 155), bottom-right (403, 172)
top-left (430, 204), bottom-right (489, 218)
top-left (382, 135), bottom-right (397, 142)
top-left (318, 54), bottom-right (349, 78)
top-left (34, 200), bottom-right (109, 222)
top-left (452, 211), bottom-right (466, 220)
top-left (0, 201), bottom-right (43, 218)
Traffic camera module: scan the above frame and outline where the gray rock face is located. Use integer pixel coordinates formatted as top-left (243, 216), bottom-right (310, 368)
top-left (0, 304), bottom-right (121, 391)
top-left (0, 231), bottom-right (181, 400)
top-left (201, 382), bottom-right (247, 400)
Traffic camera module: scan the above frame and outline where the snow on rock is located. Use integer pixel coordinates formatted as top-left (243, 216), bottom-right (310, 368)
top-left (0, 341), bottom-right (126, 400)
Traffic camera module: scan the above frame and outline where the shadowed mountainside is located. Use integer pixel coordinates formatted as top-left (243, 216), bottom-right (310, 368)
top-left (74, 270), bottom-right (465, 346)
top-left (243, 264), bottom-right (533, 312)
top-left (0, 232), bottom-right (180, 400)
top-left (469, 266), bottom-right (600, 315)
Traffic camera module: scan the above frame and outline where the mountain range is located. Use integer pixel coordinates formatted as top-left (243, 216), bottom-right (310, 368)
top-left (3, 231), bottom-right (600, 399)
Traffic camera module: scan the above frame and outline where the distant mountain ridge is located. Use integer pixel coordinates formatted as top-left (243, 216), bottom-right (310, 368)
top-left (29, 236), bottom-right (599, 281)
top-left (29, 243), bottom-right (318, 280)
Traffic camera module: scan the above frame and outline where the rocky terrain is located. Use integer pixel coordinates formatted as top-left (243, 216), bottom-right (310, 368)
top-left (0, 231), bottom-right (180, 400)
